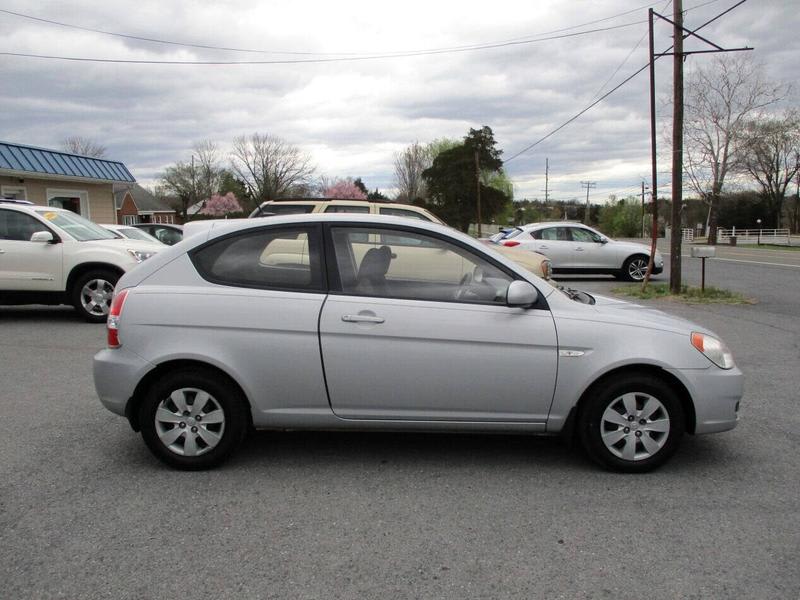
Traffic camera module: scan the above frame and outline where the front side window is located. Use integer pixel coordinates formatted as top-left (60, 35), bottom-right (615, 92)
top-left (0, 210), bottom-right (47, 241)
top-left (331, 226), bottom-right (513, 304)
top-left (34, 209), bottom-right (116, 241)
top-left (254, 204), bottom-right (315, 217)
top-left (192, 226), bottom-right (323, 291)
top-left (570, 227), bottom-right (600, 243)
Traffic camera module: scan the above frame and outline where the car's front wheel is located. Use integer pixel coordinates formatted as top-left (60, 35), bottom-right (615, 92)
top-left (139, 368), bottom-right (249, 470)
top-left (71, 269), bottom-right (119, 323)
top-left (579, 374), bottom-right (684, 472)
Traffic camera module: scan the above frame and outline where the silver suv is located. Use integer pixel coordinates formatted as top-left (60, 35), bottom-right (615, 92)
top-left (0, 200), bottom-right (162, 321)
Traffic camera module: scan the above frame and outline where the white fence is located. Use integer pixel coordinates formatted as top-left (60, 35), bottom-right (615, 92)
top-left (718, 228), bottom-right (791, 244)
top-left (682, 228), bottom-right (694, 242)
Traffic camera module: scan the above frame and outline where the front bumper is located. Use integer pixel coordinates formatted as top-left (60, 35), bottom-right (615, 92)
top-left (668, 364), bottom-right (744, 434)
top-left (93, 347), bottom-right (154, 419)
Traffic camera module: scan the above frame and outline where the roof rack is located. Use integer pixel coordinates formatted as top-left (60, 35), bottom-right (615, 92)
top-left (265, 197), bottom-right (381, 204)
top-left (0, 198), bottom-right (34, 205)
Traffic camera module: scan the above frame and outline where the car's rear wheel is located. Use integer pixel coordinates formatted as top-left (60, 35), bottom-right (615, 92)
top-left (139, 368), bottom-right (249, 470)
top-left (71, 269), bottom-right (119, 323)
top-left (620, 255), bottom-right (650, 282)
top-left (578, 374), bottom-right (684, 472)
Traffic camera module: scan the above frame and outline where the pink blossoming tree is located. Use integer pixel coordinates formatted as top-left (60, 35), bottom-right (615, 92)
top-left (324, 179), bottom-right (367, 200)
top-left (200, 192), bottom-right (243, 216)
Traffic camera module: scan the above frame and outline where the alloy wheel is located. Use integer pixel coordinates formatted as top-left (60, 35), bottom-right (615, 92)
top-left (600, 392), bottom-right (670, 461)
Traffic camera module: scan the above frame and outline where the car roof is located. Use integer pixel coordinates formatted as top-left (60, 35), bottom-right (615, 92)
top-left (521, 221), bottom-right (589, 230)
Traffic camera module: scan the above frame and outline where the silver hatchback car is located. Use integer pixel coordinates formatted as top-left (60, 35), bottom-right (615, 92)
top-left (94, 214), bottom-right (742, 472)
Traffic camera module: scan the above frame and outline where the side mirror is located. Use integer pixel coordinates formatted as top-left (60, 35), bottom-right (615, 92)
top-left (506, 280), bottom-right (539, 307)
top-left (598, 236), bottom-right (609, 244)
top-left (30, 231), bottom-right (55, 243)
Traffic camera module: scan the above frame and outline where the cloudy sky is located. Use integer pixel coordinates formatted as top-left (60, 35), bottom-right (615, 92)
top-left (1, 0), bottom-right (797, 203)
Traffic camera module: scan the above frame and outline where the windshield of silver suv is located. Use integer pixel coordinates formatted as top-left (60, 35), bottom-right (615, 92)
top-left (35, 209), bottom-right (117, 241)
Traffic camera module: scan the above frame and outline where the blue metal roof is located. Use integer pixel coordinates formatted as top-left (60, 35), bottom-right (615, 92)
top-left (0, 141), bottom-right (135, 183)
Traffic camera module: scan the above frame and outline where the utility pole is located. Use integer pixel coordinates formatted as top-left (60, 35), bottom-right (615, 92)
top-left (474, 148), bottom-right (482, 237)
top-left (542, 158), bottom-right (550, 202)
top-left (190, 154), bottom-right (196, 222)
top-left (644, 1), bottom-right (751, 290)
top-left (580, 181), bottom-right (596, 224)
top-left (641, 182), bottom-right (648, 238)
top-left (670, 0), bottom-right (684, 294)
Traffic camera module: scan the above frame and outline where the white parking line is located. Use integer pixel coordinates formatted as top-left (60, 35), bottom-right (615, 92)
top-left (662, 253), bottom-right (800, 268)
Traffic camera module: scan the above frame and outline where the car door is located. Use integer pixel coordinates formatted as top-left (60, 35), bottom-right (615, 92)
top-left (568, 226), bottom-right (607, 269)
top-left (0, 210), bottom-right (62, 291)
top-left (319, 224), bottom-right (558, 423)
top-left (529, 227), bottom-right (573, 268)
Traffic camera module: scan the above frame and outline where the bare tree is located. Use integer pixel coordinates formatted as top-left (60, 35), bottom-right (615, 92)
top-left (393, 141), bottom-right (431, 202)
top-left (683, 56), bottom-right (785, 243)
top-left (229, 134), bottom-right (315, 205)
top-left (159, 140), bottom-right (224, 220)
top-left (739, 110), bottom-right (800, 229)
top-left (61, 136), bottom-right (107, 158)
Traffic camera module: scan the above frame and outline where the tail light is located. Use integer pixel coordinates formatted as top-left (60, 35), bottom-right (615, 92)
top-left (502, 240), bottom-right (521, 247)
top-left (107, 289), bottom-right (128, 348)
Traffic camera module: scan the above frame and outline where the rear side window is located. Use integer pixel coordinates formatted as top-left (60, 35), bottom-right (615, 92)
top-left (191, 226), bottom-right (323, 291)
top-left (324, 205), bottom-right (370, 214)
top-left (378, 207), bottom-right (431, 221)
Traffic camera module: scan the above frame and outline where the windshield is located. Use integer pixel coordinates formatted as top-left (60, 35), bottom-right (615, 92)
top-left (119, 227), bottom-right (160, 242)
top-left (37, 210), bottom-right (117, 241)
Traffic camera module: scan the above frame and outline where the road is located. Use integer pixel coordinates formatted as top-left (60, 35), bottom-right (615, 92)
top-left (1, 246), bottom-right (798, 599)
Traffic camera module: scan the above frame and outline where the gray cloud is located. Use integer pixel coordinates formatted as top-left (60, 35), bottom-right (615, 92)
top-left (0, 0), bottom-right (797, 200)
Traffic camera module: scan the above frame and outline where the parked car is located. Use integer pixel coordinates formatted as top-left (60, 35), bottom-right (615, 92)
top-left (246, 198), bottom-right (552, 278)
top-left (132, 223), bottom-right (183, 246)
top-left (94, 214), bottom-right (742, 472)
top-left (101, 224), bottom-right (164, 244)
top-left (0, 200), bottom-right (162, 322)
top-left (492, 222), bottom-right (664, 281)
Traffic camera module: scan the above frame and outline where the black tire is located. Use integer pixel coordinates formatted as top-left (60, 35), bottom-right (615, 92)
top-left (620, 254), bottom-right (650, 282)
top-left (578, 374), bottom-right (684, 473)
top-left (71, 269), bottom-right (119, 323)
top-left (139, 368), bottom-right (249, 470)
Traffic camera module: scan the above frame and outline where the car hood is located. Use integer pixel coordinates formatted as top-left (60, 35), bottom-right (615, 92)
top-left (581, 293), bottom-right (712, 336)
top-left (85, 238), bottom-right (163, 253)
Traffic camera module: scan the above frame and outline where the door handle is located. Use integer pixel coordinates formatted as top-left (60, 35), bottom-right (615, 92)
top-left (0, 249), bottom-right (5, 254)
top-left (342, 314), bottom-right (385, 324)
top-left (575, 247), bottom-right (585, 251)
top-left (538, 245), bottom-right (549, 250)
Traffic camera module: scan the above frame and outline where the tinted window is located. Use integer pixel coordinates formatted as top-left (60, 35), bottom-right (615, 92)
top-left (331, 226), bottom-right (513, 305)
top-left (324, 205), bottom-right (370, 214)
top-left (535, 227), bottom-right (568, 241)
top-left (570, 227), bottom-right (599, 243)
top-left (257, 204), bottom-right (315, 216)
top-left (378, 207), bottom-right (431, 221)
top-left (192, 226), bottom-right (323, 291)
top-left (0, 211), bottom-right (46, 241)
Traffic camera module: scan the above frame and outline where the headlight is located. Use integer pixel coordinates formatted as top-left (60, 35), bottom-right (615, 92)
top-left (541, 258), bottom-right (553, 279)
top-left (691, 332), bottom-right (735, 369)
top-left (127, 249), bottom-right (157, 263)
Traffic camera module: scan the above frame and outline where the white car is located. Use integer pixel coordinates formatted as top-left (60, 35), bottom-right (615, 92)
top-left (493, 222), bottom-right (664, 281)
top-left (102, 223), bottom-right (164, 244)
top-left (0, 200), bottom-right (162, 322)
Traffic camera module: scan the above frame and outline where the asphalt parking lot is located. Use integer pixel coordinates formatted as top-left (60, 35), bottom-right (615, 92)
top-left (1, 247), bottom-right (798, 599)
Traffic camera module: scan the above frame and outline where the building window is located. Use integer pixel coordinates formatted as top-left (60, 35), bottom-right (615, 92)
top-left (1, 185), bottom-right (27, 200)
top-left (123, 215), bottom-right (139, 225)
top-left (46, 189), bottom-right (89, 217)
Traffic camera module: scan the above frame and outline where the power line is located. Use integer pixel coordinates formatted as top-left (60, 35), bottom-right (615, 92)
top-left (0, 21), bottom-right (649, 65)
top-left (0, 2), bottom-right (663, 57)
top-left (505, 0), bottom-right (733, 164)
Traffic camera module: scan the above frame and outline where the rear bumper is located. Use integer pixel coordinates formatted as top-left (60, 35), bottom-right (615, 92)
top-left (93, 348), bottom-right (153, 419)
top-left (669, 365), bottom-right (744, 434)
